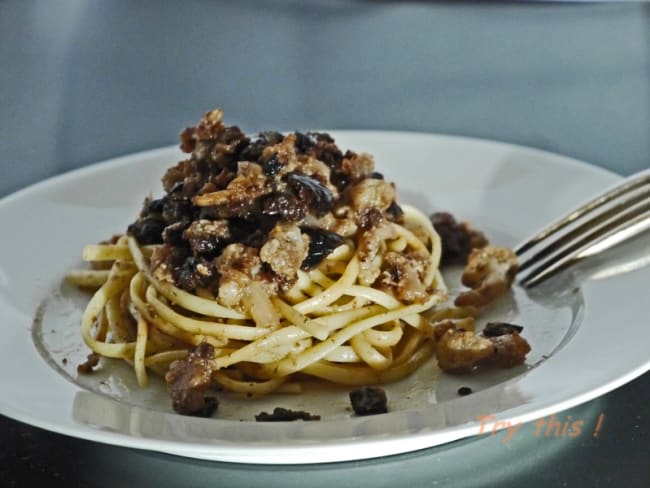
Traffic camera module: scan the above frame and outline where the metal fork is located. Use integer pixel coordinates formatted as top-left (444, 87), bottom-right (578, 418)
top-left (515, 168), bottom-right (650, 289)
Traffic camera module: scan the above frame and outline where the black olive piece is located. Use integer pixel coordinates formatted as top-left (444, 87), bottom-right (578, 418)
top-left (197, 206), bottom-right (221, 221)
top-left (198, 396), bottom-right (219, 417)
top-left (162, 221), bottom-right (191, 247)
top-left (310, 131), bottom-right (335, 143)
top-left (239, 131), bottom-right (284, 162)
top-left (482, 322), bottom-right (524, 337)
top-left (370, 172), bottom-right (384, 179)
top-left (173, 256), bottom-right (216, 291)
top-left (430, 211), bottom-right (472, 265)
top-left (305, 132), bottom-right (342, 168)
top-left (218, 126), bottom-right (250, 160)
top-left (285, 172), bottom-right (334, 217)
top-left (127, 217), bottom-right (166, 245)
top-left (227, 218), bottom-right (259, 242)
top-left (259, 130), bottom-right (285, 145)
top-left (143, 197), bottom-right (166, 216)
top-left (349, 387), bottom-right (388, 416)
top-left (187, 235), bottom-right (226, 256)
top-left (457, 386), bottom-right (473, 396)
top-left (330, 171), bottom-right (350, 192)
top-left (180, 396), bottom-right (219, 418)
top-left (300, 227), bottom-right (345, 270)
top-left (173, 258), bottom-right (201, 291)
top-left (168, 180), bottom-right (185, 194)
top-left (164, 246), bottom-right (192, 270)
top-left (255, 407), bottom-right (321, 422)
top-left (262, 154), bottom-right (283, 176)
top-left (210, 167), bottom-right (235, 190)
top-left (386, 201), bottom-right (404, 219)
top-left (294, 131), bottom-right (318, 153)
top-left (162, 197), bottom-right (193, 224)
top-left (240, 229), bottom-right (267, 249)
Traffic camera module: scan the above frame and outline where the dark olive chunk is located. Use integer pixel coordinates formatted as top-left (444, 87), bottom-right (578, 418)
top-left (255, 407), bottom-right (320, 422)
top-left (349, 387), bottom-right (388, 416)
top-left (301, 227), bottom-right (344, 270)
top-left (262, 154), bottom-right (283, 176)
top-left (172, 256), bottom-right (217, 291)
top-left (430, 211), bottom-right (488, 265)
top-left (286, 172), bottom-right (334, 217)
top-left (482, 322), bottom-right (524, 337)
top-left (127, 217), bottom-right (166, 245)
top-left (294, 131), bottom-right (319, 153)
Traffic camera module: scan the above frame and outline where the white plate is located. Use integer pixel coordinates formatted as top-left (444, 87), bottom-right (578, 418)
top-left (1, 131), bottom-right (649, 464)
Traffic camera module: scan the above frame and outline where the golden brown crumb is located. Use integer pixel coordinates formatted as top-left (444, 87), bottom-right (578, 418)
top-left (455, 245), bottom-right (518, 307)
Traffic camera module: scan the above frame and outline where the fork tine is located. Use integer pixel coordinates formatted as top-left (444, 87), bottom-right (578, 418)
top-left (519, 200), bottom-right (650, 288)
top-left (516, 168), bottom-right (650, 288)
top-left (517, 186), bottom-right (650, 273)
top-left (515, 169), bottom-right (650, 256)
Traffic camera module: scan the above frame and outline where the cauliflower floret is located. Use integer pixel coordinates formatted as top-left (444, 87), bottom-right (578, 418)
top-left (348, 178), bottom-right (396, 224)
top-left (259, 224), bottom-right (309, 285)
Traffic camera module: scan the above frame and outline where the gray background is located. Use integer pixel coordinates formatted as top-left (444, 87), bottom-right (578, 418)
top-left (2, 0), bottom-right (649, 196)
top-left (1, 1), bottom-right (649, 486)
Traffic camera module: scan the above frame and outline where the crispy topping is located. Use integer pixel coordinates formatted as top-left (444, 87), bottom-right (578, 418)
top-left (259, 224), bottom-right (309, 283)
top-left (348, 178), bottom-right (396, 227)
top-left (435, 328), bottom-right (495, 373)
top-left (215, 243), bottom-right (268, 307)
top-left (378, 250), bottom-right (430, 304)
top-left (454, 245), bottom-right (518, 307)
top-left (127, 109), bottom-right (404, 294)
top-left (77, 353), bottom-right (100, 374)
top-left (184, 219), bottom-right (231, 255)
top-left (433, 321), bottom-right (530, 373)
top-left (485, 332), bottom-right (531, 368)
top-left (255, 407), bottom-right (321, 421)
top-left (357, 220), bottom-right (398, 286)
top-left (191, 161), bottom-right (271, 209)
top-left (285, 172), bottom-right (334, 217)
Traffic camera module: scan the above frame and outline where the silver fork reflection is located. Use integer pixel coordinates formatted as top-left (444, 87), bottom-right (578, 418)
top-left (515, 168), bottom-right (650, 288)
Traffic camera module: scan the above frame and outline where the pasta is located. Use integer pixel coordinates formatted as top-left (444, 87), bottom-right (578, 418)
top-left (70, 204), bottom-right (448, 396)
top-left (68, 107), bottom-right (523, 415)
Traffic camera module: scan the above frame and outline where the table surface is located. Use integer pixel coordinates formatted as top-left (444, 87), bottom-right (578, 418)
top-left (1, 1), bottom-right (649, 486)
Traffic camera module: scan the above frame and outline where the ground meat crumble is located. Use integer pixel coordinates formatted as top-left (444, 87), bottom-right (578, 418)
top-left (433, 321), bottom-right (530, 373)
top-left (126, 108), bottom-right (420, 308)
top-left (165, 342), bottom-right (219, 416)
top-left (77, 353), bottom-right (100, 374)
top-left (454, 245), bottom-right (519, 307)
